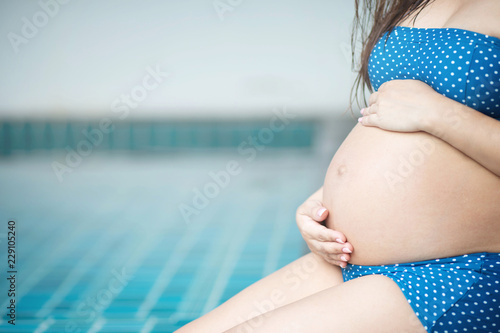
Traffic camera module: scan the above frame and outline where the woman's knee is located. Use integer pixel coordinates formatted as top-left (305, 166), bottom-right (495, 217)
top-left (227, 274), bottom-right (426, 333)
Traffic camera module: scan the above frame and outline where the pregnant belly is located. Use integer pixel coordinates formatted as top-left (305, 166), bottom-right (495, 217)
top-left (323, 124), bottom-right (500, 265)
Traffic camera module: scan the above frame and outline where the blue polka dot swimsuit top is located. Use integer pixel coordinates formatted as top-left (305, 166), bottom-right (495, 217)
top-left (368, 26), bottom-right (500, 120)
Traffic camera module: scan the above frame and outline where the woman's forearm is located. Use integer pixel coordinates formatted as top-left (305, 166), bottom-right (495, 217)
top-left (423, 98), bottom-right (500, 177)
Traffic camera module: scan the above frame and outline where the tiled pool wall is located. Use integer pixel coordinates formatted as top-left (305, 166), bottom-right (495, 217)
top-left (0, 119), bottom-right (320, 156)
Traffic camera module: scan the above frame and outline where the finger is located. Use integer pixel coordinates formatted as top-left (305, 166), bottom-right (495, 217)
top-left (325, 257), bottom-right (348, 268)
top-left (302, 220), bottom-right (346, 243)
top-left (342, 242), bottom-right (354, 254)
top-left (301, 220), bottom-right (334, 242)
top-left (331, 249), bottom-right (351, 263)
top-left (325, 254), bottom-right (351, 265)
top-left (303, 199), bottom-right (329, 221)
top-left (311, 241), bottom-right (352, 265)
top-left (368, 91), bottom-right (378, 105)
top-left (363, 103), bottom-right (378, 116)
top-left (314, 240), bottom-right (345, 254)
top-left (358, 114), bottom-right (378, 127)
top-left (314, 206), bottom-right (329, 222)
top-left (325, 258), bottom-right (347, 268)
top-left (313, 239), bottom-right (354, 257)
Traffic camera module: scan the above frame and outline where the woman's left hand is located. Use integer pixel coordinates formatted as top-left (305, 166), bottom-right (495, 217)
top-left (358, 79), bottom-right (445, 132)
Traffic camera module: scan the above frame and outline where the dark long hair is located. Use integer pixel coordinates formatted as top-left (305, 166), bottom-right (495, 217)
top-left (350, 0), bottom-right (435, 109)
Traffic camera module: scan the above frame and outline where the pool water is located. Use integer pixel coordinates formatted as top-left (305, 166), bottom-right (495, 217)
top-left (0, 150), bottom-right (327, 332)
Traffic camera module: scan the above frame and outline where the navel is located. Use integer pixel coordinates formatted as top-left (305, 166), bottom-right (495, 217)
top-left (337, 165), bottom-right (348, 176)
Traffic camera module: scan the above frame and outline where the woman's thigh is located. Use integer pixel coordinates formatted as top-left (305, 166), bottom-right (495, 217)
top-left (226, 274), bottom-right (427, 333)
top-left (177, 252), bottom-right (344, 333)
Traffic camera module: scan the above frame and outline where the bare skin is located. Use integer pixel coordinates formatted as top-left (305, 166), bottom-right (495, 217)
top-left (296, 187), bottom-right (353, 267)
top-left (330, 0), bottom-right (500, 265)
top-left (324, 121), bottom-right (500, 265)
top-left (176, 1), bottom-right (500, 331)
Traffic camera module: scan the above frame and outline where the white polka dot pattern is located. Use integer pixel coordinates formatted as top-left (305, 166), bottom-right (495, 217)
top-left (343, 252), bottom-right (500, 332)
top-left (368, 27), bottom-right (500, 120)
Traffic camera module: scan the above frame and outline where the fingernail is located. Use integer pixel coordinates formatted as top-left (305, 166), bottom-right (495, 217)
top-left (360, 108), bottom-right (365, 115)
top-left (341, 255), bottom-right (348, 262)
top-left (317, 208), bottom-right (327, 217)
top-left (335, 238), bottom-right (345, 244)
top-left (342, 248), bottom-right (352, 254)
top-left (340, 263), bottom-right (347, 268)
top-left (358, 117), bottom-right (363, 123)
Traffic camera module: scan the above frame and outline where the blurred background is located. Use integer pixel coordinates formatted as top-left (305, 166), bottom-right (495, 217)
top-left (0, 0), bottom-right (357, 332)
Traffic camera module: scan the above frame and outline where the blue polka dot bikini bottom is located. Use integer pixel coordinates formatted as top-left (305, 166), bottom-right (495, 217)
top-left (342, 252), bottom-right (500, 332)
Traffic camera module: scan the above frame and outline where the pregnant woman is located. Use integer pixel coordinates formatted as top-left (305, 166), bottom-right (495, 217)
top-left (178, 0), bottom-right (500, 332)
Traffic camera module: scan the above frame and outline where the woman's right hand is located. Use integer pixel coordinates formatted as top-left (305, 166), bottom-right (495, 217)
top-left (296, 198), bottom-right (353, 268)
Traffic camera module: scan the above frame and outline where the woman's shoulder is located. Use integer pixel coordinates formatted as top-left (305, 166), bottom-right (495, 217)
top-left (444, 0), bottom-right (500, 40)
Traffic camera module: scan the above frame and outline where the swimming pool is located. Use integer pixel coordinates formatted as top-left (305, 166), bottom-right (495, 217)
top-left (0, 116), bottom-right (354, 332)
top-left (0, 151), bottom-right (329, 332)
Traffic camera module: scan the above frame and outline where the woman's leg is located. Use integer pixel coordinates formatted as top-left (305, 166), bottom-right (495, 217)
top-left (176, 253), bottom-right (344, 333)
top-left (226, 274), bottom-right (427, 333)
